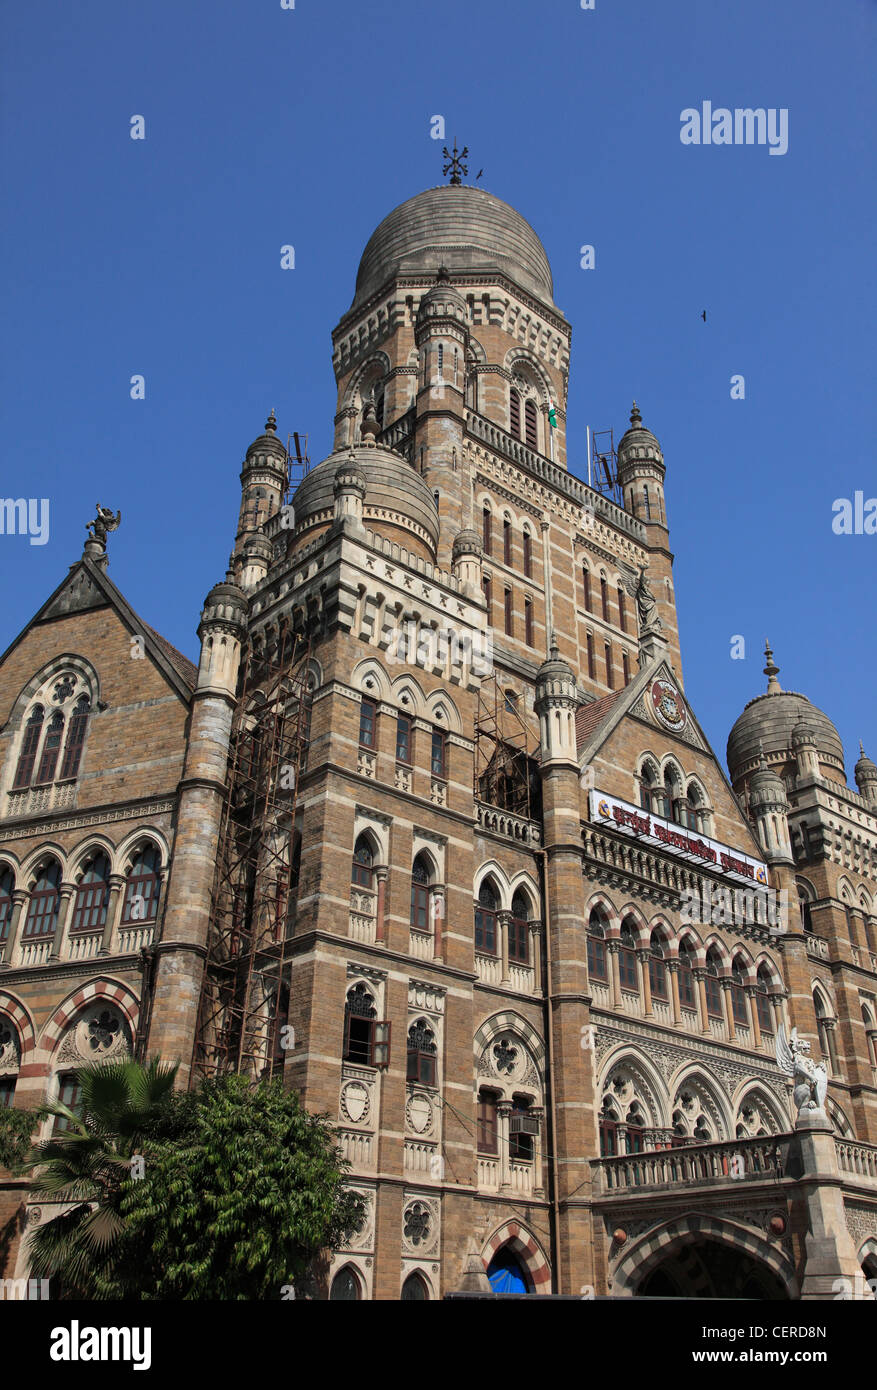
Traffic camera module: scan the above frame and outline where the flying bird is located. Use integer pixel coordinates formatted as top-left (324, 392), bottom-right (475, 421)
top-left (476, 169), bottom-right (484, 180)
top-left (701, 310), bottom-right (707, 322)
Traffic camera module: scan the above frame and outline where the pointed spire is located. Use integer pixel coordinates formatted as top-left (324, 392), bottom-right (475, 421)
top-left (757, 739), bottom-right (769, 770)
top-left (861, 741), bottom-right (866, 758)
top-left (629, 400), bottom-right (642, 428)
top-left (763, 639), bottom-right (782, 693)
top-left (549, 631), bottom-right (560, 661)
top-left (265, 408), bottom-right (277, 435)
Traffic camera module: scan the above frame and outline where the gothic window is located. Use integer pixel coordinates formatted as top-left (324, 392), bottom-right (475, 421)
top-left (643, 484), bottom-right (651, 520)
top-left (406, 1019), bottom-right (437, 1086)
top-left (524, 399), bottom-right (538, 450)
top-left (731, 958), bottom-right (749, 1026)
top-left (509, 388), bottom-right (521, 439)
top-left (625, 1102), bottom-right (646, 1153)
top-left (509, 889), bottom-right (530, 965)
top-left (410, 854), bottom-right (431, 932)
top-left (586, 633), bottom-right (596, 680)
top-left (0, 867), bottom-right (13, 944)
top-left (504, 587), bottom-right (513, 637)
top-left (617, 585), bottom-right (627, 633)
top-left (482, 505), bottom-right (492, 556)
top-left (582, 566), bottom-right (592, 612)
top-left (351, 835), bottom-right (375, 890)
top-left (503, 517), bottom-right (512, 566)
top-left (34, 710), bottom-right (64, 785)
top-left (600, 575), bottom-right (609, 621)
top-left (639, 762), bottom-right (657, 813)
top-left (13, 705), bottom-right (44, 789)
top-left (59, 697), bottom-right (90, 781)
top-left (524, 597), bottom-right (534, 647)
top-left (813, 989), bottom-right (836, 1070)
top-left (23, 860), bottom-right (61, 939)
top-left (343, 983), bottom-right (388, 1067)
top-left (605, 642), bottom-right (613, 689)
top-left (685, 783), bottom-right (705, 832)
top-left (665, 766), bottom-right (682, 824)
top-left (477, 1090), bottom-right (499, 1153)
top-left (121, 845), bottom-right (162, 924)
top-left (509, 1095), bottom-right (534, 1161)
top-left (863, 1005), bottom-right (877, 1067)
top-left (396, 713), bottom-right (412, 764)
top-left (587, 907), bottom-right (608, 982)
top-left (843, 904), bottom-right (857, 947)
top-left (358, 698), bottom-right (376, 749)
top-left (755, 966), bottom-right (775, 1034)
top-left (430, 728), bottom-right (447, 780)
top-left (622, 651), bottom-right (630, 685)
top-left (618, 919), bottom-right (639, 992)
top-left (401, 1272), bottom-right (429, 1301)
top-left (329, 1267), bottom-right (361, 1301)
top-left (436, 343), bottom-right (444, 380)
top-left (648, 930), bottom-right (668, 1000)
top-left (522, 528), bottom-right (532, 578)
top-left (482, 574), bottom-right (492, 621)
top-left (70, 853), bottom-right (110, 934)
top-left (599, 1096), bottom-right (619, 1156)
top-left (796, 880), bottom-right (814, 932)
top-left (678, 938), bottom-right (697, 1010)
top-left (475, 879), bottom-right (499, 955)
top-left (704, 948), bottom-right (724, 1018)
top-left (54, 1072), bottom-right (83, 1134)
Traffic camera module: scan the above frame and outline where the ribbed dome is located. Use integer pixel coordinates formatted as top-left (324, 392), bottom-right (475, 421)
top-left (727, 644), bottom-right (845, 783)
top-left (245, 409), bottom-right (287, 463)
top-left (617, 401), bottom-right (664, 471)
top-left (290, 444), bottom-right (440, 555)
top-left (353, 186), bottom-right (555, 308)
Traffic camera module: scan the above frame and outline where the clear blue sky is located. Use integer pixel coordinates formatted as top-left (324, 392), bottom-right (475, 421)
top-left (2, 0), bottom-right (874, 779)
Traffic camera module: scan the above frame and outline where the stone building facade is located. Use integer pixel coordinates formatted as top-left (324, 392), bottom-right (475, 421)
top-left (1, 180), bottom-right (875, 1299)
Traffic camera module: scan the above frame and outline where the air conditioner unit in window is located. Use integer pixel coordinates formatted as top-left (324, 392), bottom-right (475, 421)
top-left (509, 1114), bottom-right (539, 1136)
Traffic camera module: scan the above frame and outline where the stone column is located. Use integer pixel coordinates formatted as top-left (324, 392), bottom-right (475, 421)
top-left (498, 911), bottom-right (512, 985)
top-left (430, 885), bottom-right (444, 962)
top-left (1, 891), bottom-right (28, 968)
top-left (530, 921), bottom-right (543, 991)
top-left (497, 1101), bottom-right (513, 1191)
top-left (100, 874), bottom-right (125, 955)
top-left (722, 980), bottom-right (736, 1040)
top-left (794, 1110), bottom-right (873, 1298)
top-left (695, 969), bottom-right (710, 1034)
top-left (747, 986), bottom-right (762, 1048)
top-left (375, 868), bottom-right (388, 944)
top-left (532, 1107), bottom-right (545, 1195)
top-left (608, 941), bottom-right (622, 1009)
top-left (638, 949), bottom-right (653, 1015)
top-left (50, 884), bottom-right (76, 960)
top-left (668, 961), bottom-right (681, 1024)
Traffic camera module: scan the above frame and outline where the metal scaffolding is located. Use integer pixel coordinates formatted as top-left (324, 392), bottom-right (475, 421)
top-left (193, 623), bottom-right (311, 1082)
top-left (474, 672), bottom-right (541, 821)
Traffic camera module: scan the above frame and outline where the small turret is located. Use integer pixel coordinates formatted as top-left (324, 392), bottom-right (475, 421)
top-left (855, 742), bottom-right (877, 809)
top-left (451, 528), bottom-right (483, 592)
top-left (748, 743), bottom-right (793, 864)
top-left (235, 411), bottom-right (289, 558)
top-left (534, 636), bottom-right (579, 768)
top-left (333, 458), bottom-right (368, 527)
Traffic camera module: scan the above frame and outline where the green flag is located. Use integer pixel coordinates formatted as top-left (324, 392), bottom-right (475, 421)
top-left (548, 401), bottom-right (558, 429)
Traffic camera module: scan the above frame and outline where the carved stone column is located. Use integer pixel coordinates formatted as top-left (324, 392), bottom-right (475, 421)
top-left (695, 969), bottom-right (710, 1034)
top-left (498, 911), bottom-right (512, 984)
top-left (375, 867), bottom-right (388, 944)
top-left (668, 960), bottom-right (681, 1025)
top-left (531, 1107), bottom-right (545, 1195)
top-left (607, 941), bottom-right (622, 1009)
top-left (1, 891), bottom-right (28, 968)
top-left (638, 949), bottom-right (653, 1015)
top-left (50, 884), bottom-right (76, 960)
top-left (430, 884), bottom-right (444, 962)
top-left (100, 874), bottom-right (125, 955)
top-left (529, 920), bottom-right (543, 991)
top-left (722, 979), bottom-right (736, 1040)
top-left (497, 1100), bottom-right (513, 1190)
top-left (747, 985), bottom-right (762, 1048)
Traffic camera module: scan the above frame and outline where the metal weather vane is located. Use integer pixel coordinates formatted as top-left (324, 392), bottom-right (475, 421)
top-left (442, 138), bottom-right (469, 185)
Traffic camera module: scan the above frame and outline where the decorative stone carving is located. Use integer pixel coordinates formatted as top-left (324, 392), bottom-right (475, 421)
top-left (339, 1080), bottom-right (371, 1126)
top-left (0, 1021), bottom-right (20, 1074)
top-left (55, 1005), bottom-right (131, 1069)
top-left (405, 1092), bottom-right (434, 1135)
top-left (408, 980), bottom-right (445, 1015)
top-left (402, 1194), bottom-right (440, 1257)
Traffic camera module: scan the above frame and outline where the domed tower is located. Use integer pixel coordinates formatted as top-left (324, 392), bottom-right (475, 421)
top-left (148, 567), bottom-right (249, 1086)
top-left (235, 410), bottom-right (288, 562)
top-left (616, 402), bottom-right (682, 679)
top-left (747, 743), bottom-right (794, 866)
top-left (855, 743), bottom-right (877, 810)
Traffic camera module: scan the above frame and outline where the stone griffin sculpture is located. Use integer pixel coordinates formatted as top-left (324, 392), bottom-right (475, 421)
top-left (776, 1024), bottom-right (828, 1115)
top-left (86, 504), bottom-right (121, 545)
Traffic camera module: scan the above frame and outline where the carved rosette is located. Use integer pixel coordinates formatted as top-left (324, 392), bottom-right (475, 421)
top-left (402, 1193), bottom-right (440, 1258)
top-left (55, 1004), bottom-right (131, 1069)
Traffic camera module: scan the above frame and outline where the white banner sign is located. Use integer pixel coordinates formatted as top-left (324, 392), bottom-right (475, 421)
top-left (589, 789), bottom-right (768, 886)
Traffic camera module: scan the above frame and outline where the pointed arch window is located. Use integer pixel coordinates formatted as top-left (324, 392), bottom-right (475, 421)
top-left (604, 642), bottom-right (614, 689)
top-left (704, 948), bottom-right (724, 1018)
top-left (524, 399), bottom-right (538, 449)
top-left (582, 567), bottom-right (592, 613)
top-left (587, 907), bottom-right (608, 982)
top-left (503, 517), bottom-right (512, 566)
top-left (599, 1097), bottom-right (619, 1156)
top-left (121, 845), bottom-right (162, 924)
top-left (600, 575), bottom-right (610, 622)
top-left (678, 938), bottom-right (697, 1009)
top-left (482, 505), bottom-right (492, 556)
top-left (406, 1019), bottom-right (437, 1086)
top-left (13, 705), bottom-right (44, 789)
top-left (330, 1267), bottom-right (361, 1301)
top-left (522, 528), bottom-right (532, 578)
top-left (618, 919), bottom-right (639, 992)
top-left (410, 853), bottom-right (431, 932)
top-left (35, 711), bottom-right (65, 785)
top-left (23, 861), bottom-right (61, 939)
top-left (71, 853), bottom-right (110, 933)
top-left (625, 1102), bottom-right (646, 1154)
top-left (617, 585), bottom-right (627, 633)
top-left (58, 697), bottom-right (90, 781)
top-left (401, 1272), bottom-right (429, 1301)
top-left (797, 883), bottom-right (813, 932)
top-left (343, 983), bottom-right (389, 1067)
top-left (477, 1089), bottom-right (499, 1153)
top-left (351, 835), bottom-right (375, 890)
top-left (639, 763), bottom-right (657, 813)
top-left (755, 966), bottom-right (774, 1034)
top-left (509, 388), bottom-right (521, 439)
top-left (475, 879), bottom-right (498, 955)
top-left (586, 633), bottom-right (596, 680)
top-left (685, 783), bottom-right (705, 832)
top-left (509, 889), bottom-right (531, 965)
top-left (0, 867), bottom-right (13, 945)
top-left (622, 651), bottom-right (630, 685)
top-left (524, 597), bottom-right (534, 648)
top-left (731, 958), bottom-right (749, 1026)
top-left (648, 931), bottom-right (668, 1000)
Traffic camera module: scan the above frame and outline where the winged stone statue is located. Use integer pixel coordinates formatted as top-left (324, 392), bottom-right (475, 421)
top-left (775, 1024), bottom-right (828, 1114)
top-left (87, 504), bottom-right (121, 545)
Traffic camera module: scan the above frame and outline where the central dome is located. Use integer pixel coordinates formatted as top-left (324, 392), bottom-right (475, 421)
top-left (353, 185), bottom-right (555, 309)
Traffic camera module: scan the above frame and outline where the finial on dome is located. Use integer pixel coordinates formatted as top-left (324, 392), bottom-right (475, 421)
top-left (757, 739), bottom-right (769, 770)
top-left (442, 138), bottom-right (469, 185)
top-left (265, 409), bottom-right (277, 435)
top-left (360, 398), bottom-right (380, 442)
top-left (630, 400), bottom-right (642, 428)
top-left (436, 264), bottom-right (450, 283)
top-left (549, 631), bottom-right (560, 661)
top-left (861, 740), bottom-right (866, 758)
top-left (763, 639), bottom-right (782, 693)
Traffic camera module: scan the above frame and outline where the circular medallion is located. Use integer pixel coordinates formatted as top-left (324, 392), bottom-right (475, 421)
top-left (650, 678), bottom-right (686, 732)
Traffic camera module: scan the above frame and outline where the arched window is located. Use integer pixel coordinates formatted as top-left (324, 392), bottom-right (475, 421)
top-left (813, 990), bottom-right (837, 1070)
top-left (477, 1089), bottom-right (499, 1153)
top-left (406, 1019), bottom-right (437, 1086)
top-left (704, 947), bottom-right (724, 1018)
top-left (59, 697), bottom-right (90, 781)
top-left (652, 768), bottom-right (672, 819)
top-left (524, 597), bottom-right (534, 647)
top-left (509, 889), bottom-right (531, 965)
top-left (618, 918), bottom-right (639, 992)
top-left (648, 930), bottom-right (668, 1000)
top-left (70, 853), bottom-right (110, 934)
top-left (343, 983), bottom-right (386, 1067)
top-left (604, 642), bottom-right (614, 689)
top-left (756, 966), bottom-right (775, 1034)
top-left (863, 1005), bottom-right (877, 1067)
top-left (665, 767), bottom-right (682, 823)
top-left (35, 710), bottom-right (65, 785)
top-left (639, 763), bottom-right (657, 813)
top-left (600, 575), bottom-right (609, 621)
top-left (731, 958), bottom-right (749, 1027)
top-left (54, 1071), bottom-right (83, 1134)
top-left (509, 388), bottom-right (521, 439)
top-left (843, 903), bottom-right (857, 947)
top-left (0, 867), bottom-right (13, 947)
top-left (436, 343), bottom-right (444, 379)
top-left (522, 528), bottom-right (532, 578)
top-left (599, 1096), bottom-right (619, 1156)
top-left (351, 835), bottom-right (374, 890)
top-left (509, 1095), bottom-right (535, 1161)
top-left (678, 938), bottom-right (697, 1010)
top-left (524, 398), bottom-right (538, 450)
top-left (482, 505), bottom-right (492, 556)
top-left (586, 632), bottom-right (596, 679)
top-left (475, 879), bottom-right (499, 955)
top-left (685, 784), bottom-right (705, 832)
top-left (482, 573), bottom-right (492, 620)
top-left (121, 845), bottom-right (162, 924)
top-left (23, 860), bottom-right (61, 940)
top-left (622, 651), bottom-right (630, 685)
top-left (587, 907), bottom-right (608, 982)
top-left (410, 853), bottom-right (432, 933)
top-left (329, 1267), bottom-right (361, 1301)
top-left (625, 1102), bottom-right (646, 1154)
top-left (487, 1248), bottom-right (530, 1294)
top-left (13, 705), bottom-right (44, 789)
top-left (503, 517), bottom-right (512, 566)
top-left (401, 1272), bottom-right (429, 1301)
top-left (797, 882), bottom-right (813, 932)
top-left (504, 587), bottom-right (513, 637)
top-left (617, 585), bottom-right (627, 633)
top-left (582, 566), bottom-right (592, 612)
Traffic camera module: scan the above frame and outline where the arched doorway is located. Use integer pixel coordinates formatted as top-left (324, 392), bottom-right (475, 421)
top-left (637, 1239), bottom-right (789, 1300)
top-left (487, 1248), bottom-right (530, 1294)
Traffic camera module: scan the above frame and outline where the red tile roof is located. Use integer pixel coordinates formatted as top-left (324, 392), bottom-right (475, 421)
top-left (143, 623), bottom-right (199, 690)
top-left (575, 689), bottom-right (624, 753)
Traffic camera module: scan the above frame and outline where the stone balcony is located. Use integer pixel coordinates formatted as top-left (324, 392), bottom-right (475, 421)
top-left (476, 801), bottom-right (542, 847)
top-left (592, 1135), bottom-right (788, 1196)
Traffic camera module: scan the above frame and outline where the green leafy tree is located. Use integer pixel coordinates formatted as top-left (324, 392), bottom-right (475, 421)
top-left (0, 1105), bottom-right (37, 1170)
top-left (101, 1073), bottom-right (365, 1299)
top-left (20, 1056), bottom-right (179, 1297)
